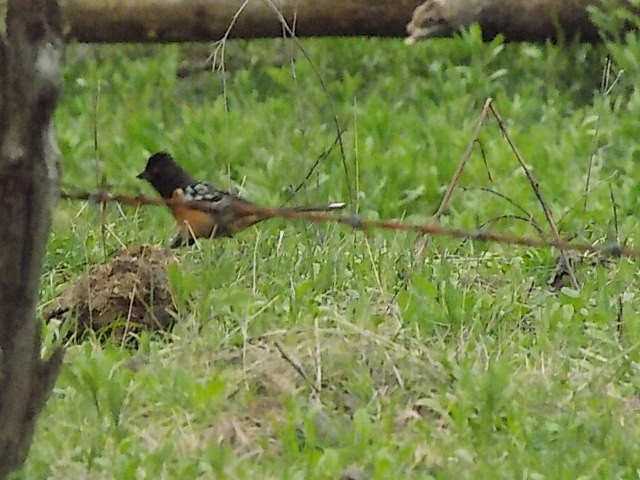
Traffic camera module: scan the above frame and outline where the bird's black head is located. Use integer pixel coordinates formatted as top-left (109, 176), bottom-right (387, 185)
top-left (137, 151), bottom-right (175, 182)
top-left (137, 152), bottom-right (195, 199)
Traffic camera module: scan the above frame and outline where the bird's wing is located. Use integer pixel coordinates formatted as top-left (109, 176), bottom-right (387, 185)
top-left (182, 182), bottom-right (232, 203)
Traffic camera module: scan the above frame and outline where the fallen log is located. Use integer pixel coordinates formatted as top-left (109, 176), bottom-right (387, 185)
top-left (0, 0), bottom-right (633, 43)
top-left (59, 0), bottom-right (423, 42)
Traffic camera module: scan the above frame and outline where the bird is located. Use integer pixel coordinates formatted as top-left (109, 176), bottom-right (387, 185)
top-left (137, 151), bottom-right (346, 248)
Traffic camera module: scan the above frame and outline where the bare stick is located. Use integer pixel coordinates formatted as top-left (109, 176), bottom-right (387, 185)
top-left (93, 80), bottom-right (108, 260)
top-left (433, 97), bottom-right (493, 219)
top-left (274, 341), bottom-right (321, 395)
top-left (488, 101), bottom-right (580, 290)
top-left (313, 317), bottom-right (323, 396)
top-left (283, 129), bottom-right (345, 205)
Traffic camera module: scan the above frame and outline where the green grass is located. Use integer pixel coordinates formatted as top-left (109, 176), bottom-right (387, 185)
top-left (13, 26), bottom-right (640, 479)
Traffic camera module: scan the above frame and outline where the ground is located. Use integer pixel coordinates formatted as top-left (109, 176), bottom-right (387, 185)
top-left (14, 25), bottom-right (640, 479)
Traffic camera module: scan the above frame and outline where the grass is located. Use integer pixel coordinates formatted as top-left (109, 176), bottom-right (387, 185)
top-left (12, 25), bottom-right (640, 479)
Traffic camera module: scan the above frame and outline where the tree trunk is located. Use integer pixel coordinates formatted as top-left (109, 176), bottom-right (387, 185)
top-left (0, 0), bottom-right (64, 477)
top-left (407, 0), bottom-right (632, 43)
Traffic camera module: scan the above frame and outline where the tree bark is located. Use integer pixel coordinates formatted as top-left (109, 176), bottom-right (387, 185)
top-left (0, 0), bottom-right (64, 477)
top-left (406, 0), bottom-right (632, 43)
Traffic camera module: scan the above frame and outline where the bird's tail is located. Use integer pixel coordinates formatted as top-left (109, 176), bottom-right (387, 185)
top-left (239, 202), bottom-right (346, 232)
top-left (289, 202), bottom-right (346, 213)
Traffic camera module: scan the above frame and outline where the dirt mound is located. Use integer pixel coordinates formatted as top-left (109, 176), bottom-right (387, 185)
top-left (45, 245), bottom-right (178, 339)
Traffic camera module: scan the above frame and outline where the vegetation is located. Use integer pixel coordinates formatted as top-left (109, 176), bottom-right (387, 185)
top-left (14, 27), bottom-right (640, 478)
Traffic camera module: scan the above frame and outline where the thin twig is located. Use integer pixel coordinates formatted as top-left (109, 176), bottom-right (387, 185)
top-left (609, 183), bottom-right (619, 243)
top-left (274, 341), bottom-right (321, 395)
top-left (488, 101), bottom-right (580, 290)
top-left (463, 186), bottom-right (543, 234)
top-left (283, 128), bottom-right (345, 205)
top-left (616, 294), bottom-right (624, 341)
top-left (584, 58), bottom-right (624, 213)
top-left (93, 80), bottom-right (108, 260)
top-left (584, 57), bottom-right (609, 213)
top-left (205, 0), bottom-right (252, 110)
top-left (477, 139), bottom-right (493, 183)
top-left (433, 97), bottom-right (493, 219)
top-left (313, 317), bottom-right (322, 396)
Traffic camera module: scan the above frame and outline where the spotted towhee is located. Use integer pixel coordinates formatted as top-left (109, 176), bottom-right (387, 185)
top-left (137, 152), bottom-right (346, 248)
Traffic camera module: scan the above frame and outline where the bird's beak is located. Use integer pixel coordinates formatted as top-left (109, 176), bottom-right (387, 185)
top-left (136, 170), bottom-right (148, 180)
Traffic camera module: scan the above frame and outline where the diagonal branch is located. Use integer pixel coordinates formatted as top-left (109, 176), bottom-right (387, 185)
top-left (488, 101), bottom-right (580, 290)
